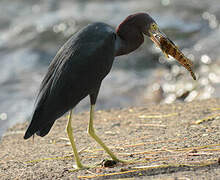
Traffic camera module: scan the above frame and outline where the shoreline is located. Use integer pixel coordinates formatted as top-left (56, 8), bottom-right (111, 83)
top-left (1, 98), bottom-right (220, 179)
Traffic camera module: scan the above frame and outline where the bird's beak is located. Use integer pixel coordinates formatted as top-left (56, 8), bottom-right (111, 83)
top-left (149, 26), bottom-right (168, 50)
top-left (148, 25), bottom-right (174, 58)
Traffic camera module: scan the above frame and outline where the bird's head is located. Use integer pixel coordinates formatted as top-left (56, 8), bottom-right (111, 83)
top-left (130, 13), bottom-right (169, 49)
top-left (116, 13), bottom-right (170, 56)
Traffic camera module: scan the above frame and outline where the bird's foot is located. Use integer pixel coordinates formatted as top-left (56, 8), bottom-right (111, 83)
top-left (68, 164), bottom-right (96, 172)
top-left (98, 158), bottom-right (139, 168)
top-left (68, 158), bottom-right (140, 172)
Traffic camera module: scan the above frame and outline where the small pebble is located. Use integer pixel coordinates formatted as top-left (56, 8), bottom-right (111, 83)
top-left (129, 154), bottom-right (134, 158)
top-left (102, 159), bottom-right (117, 167)
top-left (189, 149), bottom-right (198, 153)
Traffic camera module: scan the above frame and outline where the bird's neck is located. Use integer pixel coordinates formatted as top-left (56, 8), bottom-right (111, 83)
top-left (115, 24), bottom-right (144, 57)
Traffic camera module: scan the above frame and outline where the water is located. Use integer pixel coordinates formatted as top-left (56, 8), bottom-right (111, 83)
top-left (0, 0), bottom-right (220, 137)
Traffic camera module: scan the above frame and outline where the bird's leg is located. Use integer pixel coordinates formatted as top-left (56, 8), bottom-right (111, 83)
top-left (88, 104), bottom-right (122, 163)
top-left (66, 109), bottom-right (88, 170)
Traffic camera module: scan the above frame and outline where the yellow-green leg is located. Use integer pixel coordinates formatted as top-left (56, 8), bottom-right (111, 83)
top-left (66, 109), bottom-right (88, 169)
top-left (88, 105), bottom-right (123, 162)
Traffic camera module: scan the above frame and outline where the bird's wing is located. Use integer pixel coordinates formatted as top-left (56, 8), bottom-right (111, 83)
top-left (24, 23), bottom-right (116, 139)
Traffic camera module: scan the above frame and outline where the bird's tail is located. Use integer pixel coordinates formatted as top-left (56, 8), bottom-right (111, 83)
top-left (23, 107), bottom-right (55, 139)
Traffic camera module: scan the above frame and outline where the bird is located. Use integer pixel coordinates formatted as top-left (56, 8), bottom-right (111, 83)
top-left (24, 12), bottom-right (171, 169)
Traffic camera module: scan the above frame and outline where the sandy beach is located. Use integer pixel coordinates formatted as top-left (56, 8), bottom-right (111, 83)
top-left (1, 98), bottom-right (220, 179)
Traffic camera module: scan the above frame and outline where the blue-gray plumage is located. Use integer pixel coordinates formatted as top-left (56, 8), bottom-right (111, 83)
top-left (24, 13), bottom-right (167, 169)
top-left (24, 23), bottom-right (116, 138)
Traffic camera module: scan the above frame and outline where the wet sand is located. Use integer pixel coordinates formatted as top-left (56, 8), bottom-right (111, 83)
top-left (1, 98), bottom-right (220, 179)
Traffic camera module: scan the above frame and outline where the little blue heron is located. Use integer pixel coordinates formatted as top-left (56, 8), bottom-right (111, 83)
top-left (24, 13), bottom-right (174, 169)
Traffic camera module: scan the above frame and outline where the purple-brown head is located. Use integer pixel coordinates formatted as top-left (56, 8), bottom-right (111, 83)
top-left (115, 13), bottom-right (168, 56)
top-left (116, 13), bottom-right (156, 37)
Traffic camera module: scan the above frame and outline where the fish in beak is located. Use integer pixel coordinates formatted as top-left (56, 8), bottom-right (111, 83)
top-left (149, 23), bottom-right (196, 80)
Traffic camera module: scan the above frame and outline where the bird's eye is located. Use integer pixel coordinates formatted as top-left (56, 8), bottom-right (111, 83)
top-left (151, 23), bottom-right (158, 31)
